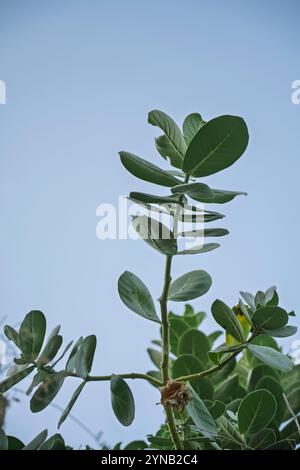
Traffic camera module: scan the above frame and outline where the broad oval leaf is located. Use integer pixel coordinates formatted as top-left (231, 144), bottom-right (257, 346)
top-left (182, 115), bottom-right (249, 177)
top-left (203, 189), bottom-right (247, 204)
top-left (172, 354), bottom-right (202, 379)
top-left (129, 191), bottom-right (182, 206)
top-left (4, 325), bottom-right (20, 348)
top-left (58, 381), bottom-right (86, 428)
top-left (119, 151), bottom-right (180, 187)
top-left (0, 366), bottom-right (35, 393)
top-left (178, 329), bottom-right (210, 364)
top-left (177, 243), bottom-right (220, 256)
top-left (118, 271), bottom-right (159, 323)
top-left (176, 228), bottom-right (229, 238)
top-left (252, 306), bottom-right (288, 330)
top-left (211, 300), bottom-right (244, 343)
top-left (19, 310), bottom-right (46, 362)
top-left (262, 325), bottom-right (297, 338)
top-left (247, 428), bottom-right (276, 449)
top-left (39, 434), bottom-right (65, 450)
top-left (247, 344), bottom-right (293, 372)
top-left (238, 389), bottom-right (277, 435)
top-left (239, 291), bottom-right (256, 311)
top-left (183, 113), bottom-right (206, 146)
top-left (131, 215), bottom-right (177, 256)
top-left (66, 337), bottom-right (83, 372)
top-left (110, 375), bottom-right (135, 426)
top-left (186, 387), bottom-right (217, 439)
top-left (30, 371), bottom-right (66, 413)
top-left (256, 376), bottom-right (285, 422)
top-left (168, 270), bottom-right (212, 302)
top-left (171, 182), bottom-right (214, 202)
top-left (147, 348), bottom-right (162, 369)
top-left (75, 335), bottom-right (97, 379)
top-left (22, 429), bottom-right (48, 450)
top-left (37, 335), bottom-right (63, 365)
top-left (148, 109), bottom-right (187, 168)
top-left (247, 364), bottom-right (278, 392)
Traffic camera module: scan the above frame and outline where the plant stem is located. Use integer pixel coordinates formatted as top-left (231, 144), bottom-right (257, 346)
top-left (176, 335), bottom-right (257, 383)
top-left (159, 254), bottom-right (184, 450)
top-left (159, 254), bottom-right (173, 384)
top-left (165, 406), bottom-right (184, 450)
top-left (66, 371), bottom-right (162, 387)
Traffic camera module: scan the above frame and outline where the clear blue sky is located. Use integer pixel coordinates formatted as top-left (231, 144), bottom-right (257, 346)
top-left (0, 0), bottom-right (299, 448)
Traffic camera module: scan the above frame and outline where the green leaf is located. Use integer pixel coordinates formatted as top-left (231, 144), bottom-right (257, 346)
top-left (124, 440), bottom-right (148, 450)
top-left (39, 434), bottom-right (65, 450)
top-left (247, 344), bottom-right (293, 372)
top-left (147, 435), bottom-right (173, 448)
top-left (203, 189), bottom-right (247, 204)
top-left (178, 211), bottom-right (225, 224)
top-left (155, 135), bottom-right (182, 169)
top-left (30, 371), bottom-right (66, 412)
top-left (281, 419), bottom-right (300, 444)
top-left (172, 354), bottom-right (202, 379)
top-left (191, 378), bottom-right (214, 400)
top-left (177, 329), bottom-right (210, 364)
top-left (208, 331), bottom-right (223, 347)
top-left (186, 387), bottom-right (217, 439)
top-left (171, 182), bottom-right (214, 202)
top-left (0, 366), bottom-right (35, 393)
top-left (131, 215), bottom-right (177, 256)
top-left (206, 400), bottom-right (226, 419)
top-left (247, 364), bottom-right (278, 392)
top-left (256, 376), bottom-right (285, 422)
top-left (75, 335), bottom-right (97, 379)
top-left (148, 109), bottom-right (187, 168)
top-left (211, 300), bottom-right (244, 343)
top-left (168, 270), bottom-right (212, 302)
top-left (0, 429), bottom-right (8, 450)
top-left (238, 389), bottom-right (277, 435)
top-left (51, 340), bottom-right (73, 367)
top-left (239, 291), bottom-right (256, 311)
top-left (265, 439), bottom-right (295, 450)
top-left (119, 151), bottom-right (180, 187)
top-left (147, 348), bottom-right (162, 369)
top-left (215, 374), bottom-right (239, 402)
top-left (26, 370), bottom-right (50, 395)
top-left (118, 271), bottom-right (159, 323)
top-left (7, 436), bottom-right (24, 450)
top-left (66, 337), bottom-right (83, 372)
top-left (247, 428), bottom-right (276, 449)
top-left (58, 382), bottom-right (86, 428)
top-left (22, 429), bottom-right (48, 450)
top-left (177, 243), bottom-right (220, 255)
top-left (110, 375), bottom-right (135, 426)
top-left (4, 325), bottom-right (20, 348)
top-left (182, 115), bottom-right (249, 177)
top-left (251, 306), bottom-right (288, 330)
top-left (262, 325), bottom-right (297, 338)
top-left (264, 286), bottom-right (277, 303)
top-left (217, 415), bottom-right (244, 449)
top-left (19, 310), bottom-right (46, 362)
top-left (183, 113), bottom-right (206, 145)
top-left (283, 387), bottom-right (300, 420)
top-left (176, 228), bottom-right (229, 238)
top-left (169, 317), bottom-right (189, 355)
top-left (129, 192), bottom-right (182, 206)
top-left (37, 335), bottom-right (63, 365)
top-left (255, 290), bottom-right (266, 308)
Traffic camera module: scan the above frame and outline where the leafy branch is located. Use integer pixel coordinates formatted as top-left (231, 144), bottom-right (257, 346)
top-left (1, 109), bottom-right (298, 451)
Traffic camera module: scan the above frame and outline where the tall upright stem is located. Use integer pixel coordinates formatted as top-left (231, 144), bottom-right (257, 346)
top-left (160, 254), bottom-right (173, 384)
top-left (159, 254), bottom-right (184, 450)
